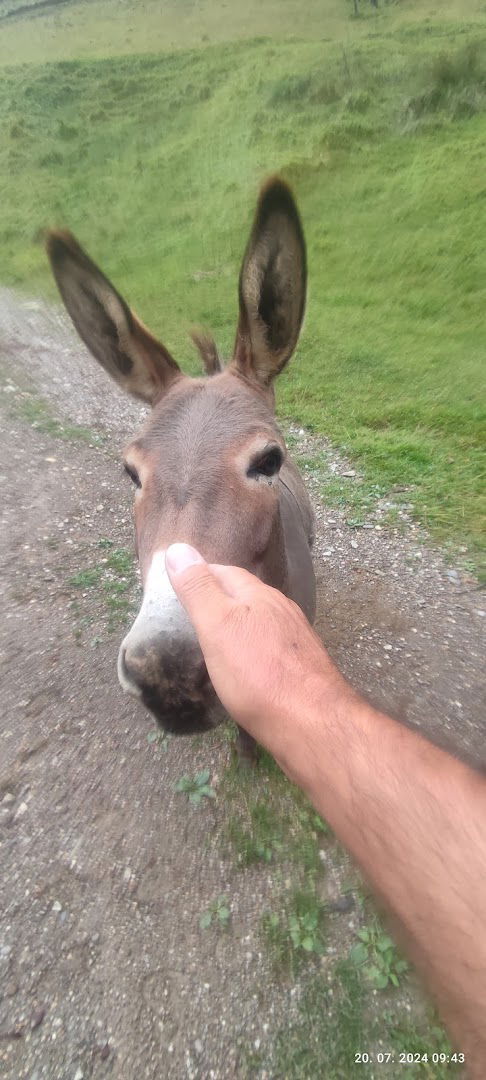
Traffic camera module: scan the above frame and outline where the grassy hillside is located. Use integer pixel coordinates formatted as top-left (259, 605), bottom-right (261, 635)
top-left (1, 0), bottom-right (484, 65)
top-left (0, 3), bottom-right (485, 569)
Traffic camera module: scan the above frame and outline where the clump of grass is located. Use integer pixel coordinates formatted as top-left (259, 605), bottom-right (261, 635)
top-left (268, 70), bottom-right (341, 108)
top-left (223, 747), bottom-right (330, 876)
top-left (273, 960), bottom-right (365, 1078)
top-left (147, 728), bottom-right (171, 751)
top-left (343, 88), bottom-right (371, 113)
top-left (349, 922), bottom-right (409, 990)
top-left (38, 150), bottom-right (64, 168)
top-left (58, 120), bottom-right (78, 140)
top-left (323, 116), bottom-right (376, 148)
top-left (68, 542), bottom-right (137, 633)
top-left (262, 887), bottom-right (327, 974)
top-left (405, 41), bottom-right (486, 123)
top-left (200, 895), bottom-right (231, 930)
top-left (10, 119), bottom-right (27, 139)
top-left (228, 798), bottom-right (283, 866)
top-left (175, 768), bottom-right (216, 806)
top-left (387, 1013), bottom-right (462, 1078)
top-left (267, 74), bottom-right (314, 106)
top-left (308, 75), bottom-right (341, 105)
top-left (271, 961), bottom-right (456, 1079)
top-left (69, 567), bottom-right (102, 589)
top-left (14, 394), bottom-right (104, 445)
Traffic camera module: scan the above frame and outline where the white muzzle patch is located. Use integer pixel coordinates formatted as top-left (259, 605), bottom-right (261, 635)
top-left (117, 549), bottom-right (197, 696)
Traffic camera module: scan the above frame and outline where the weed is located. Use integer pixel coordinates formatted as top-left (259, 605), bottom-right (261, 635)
top-left (385, 1011), bottom-right (461, 1078)
top-left (273, 959), bottom-right (365, 1078)
top-left (262, 888), bottom-right (326, 972)
top-left (350, 922), bottom-right (409, 990)
top-left (200, 895), bottom-right (231, 930)
top-left (147, 729), bottom-right (171, 752)
top-left (175, 768), bottom-right (216, 806)
top-left (68, 543), bottom-right (137, 634)
top-left (228, 799), bottom-right (283, 867)
top-left (69, 568), bottom-right (103, 589)
top-left (288, 910), bottom-right (322, 953)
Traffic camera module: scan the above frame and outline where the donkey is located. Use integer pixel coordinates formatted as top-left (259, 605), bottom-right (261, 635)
top-left (47, 178), bottom-right (316, 758)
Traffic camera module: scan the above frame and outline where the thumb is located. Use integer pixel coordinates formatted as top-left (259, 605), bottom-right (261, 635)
top-left (165, 543), bottom-right (232, 637)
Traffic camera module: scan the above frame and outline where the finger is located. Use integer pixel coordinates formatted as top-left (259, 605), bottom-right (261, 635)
top-left (165, 543), bottom-right (233, 635)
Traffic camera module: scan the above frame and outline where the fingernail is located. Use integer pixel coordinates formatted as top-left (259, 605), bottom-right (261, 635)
top-left (165, 543), bottom-right (205, 574)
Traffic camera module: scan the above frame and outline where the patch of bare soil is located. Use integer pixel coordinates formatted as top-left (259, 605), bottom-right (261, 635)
top-left (0, 290), bottom-right (484, 1079)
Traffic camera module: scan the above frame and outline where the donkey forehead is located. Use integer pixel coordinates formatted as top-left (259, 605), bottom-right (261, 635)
top-left (127, 374), bottom-right (282, 463)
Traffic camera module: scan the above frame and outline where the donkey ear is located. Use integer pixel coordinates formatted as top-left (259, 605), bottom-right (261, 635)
top-left (46, 231), bottom-right (181, 404)
top-left (232, 178), bottom-right (307, 387)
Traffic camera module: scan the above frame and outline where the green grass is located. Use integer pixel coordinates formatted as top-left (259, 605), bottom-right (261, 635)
top-left (68, 539), bottom-right (138, 634)
top-left (221, 741), bottom-right (456, 1071)
top-left (223, 748), bottom-right (335, 977)
top-left (270, 962), bottom-right (458, 1079)
top-left (9, 390), bottom-right (105, 445)
top-left (262, 887), bottom-right (327, 974)
top-left (349, 921), bottom-right (409, 990)
top-left (0, 10), bottom-right (484, 571)
top-left (272, 961), bottom-right (366, 1079)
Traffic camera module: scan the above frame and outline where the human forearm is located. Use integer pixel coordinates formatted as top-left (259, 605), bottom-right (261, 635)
top-left (272, 679), bottom-right (486, 1075)
top-left (167, 547), bottom-right (486, 1074)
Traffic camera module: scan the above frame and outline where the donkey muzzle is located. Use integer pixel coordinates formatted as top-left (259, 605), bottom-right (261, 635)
top-left (118, 637), bottom-right (214, 734)
top-left (117, 549), bottom-right (215, 734)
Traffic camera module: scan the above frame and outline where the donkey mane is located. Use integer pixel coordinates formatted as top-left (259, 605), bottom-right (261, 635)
top-left (190, 329), bottom-right (223, 376)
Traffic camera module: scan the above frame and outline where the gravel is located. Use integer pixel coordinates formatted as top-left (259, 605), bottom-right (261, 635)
top-left (0, 289), bottom-right (484, 1079)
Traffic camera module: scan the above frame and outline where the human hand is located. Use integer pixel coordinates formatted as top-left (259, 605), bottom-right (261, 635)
top-left (165, 542), bottom-right (339, 748)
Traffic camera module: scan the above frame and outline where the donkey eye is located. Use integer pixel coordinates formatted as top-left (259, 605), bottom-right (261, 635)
top-left (247, 446), bottom-right (283, 480)
top-left (124, 463), bottom-right (141, 489)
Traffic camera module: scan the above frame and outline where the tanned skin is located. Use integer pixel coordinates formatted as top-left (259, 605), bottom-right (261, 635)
top-left (166, 543), bottom-right (486, 1078)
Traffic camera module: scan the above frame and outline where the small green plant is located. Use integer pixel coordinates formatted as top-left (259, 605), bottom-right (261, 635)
top-left (350, 923), bottom-right (408, 989)
top-left (262, 889), bottom-right (326, 971)
top-left (200, 895), bottom-right (231, 930)
top-left (175, 768), bottom-right (216, 806)
top-left (68, 543), bottom-right (137, 634)
top-left (273, 960), bottom-right (365, 1078)
top-left (69, 567), bottom-right (103, 588)
top-left (295, 805), bottom-right (329, 835)
top-left (228, 798), bottom-right (283, 866)
top-left (147, 729), bottom-right (171, 751)
top-left (289, 910), bottom-right (321, 953)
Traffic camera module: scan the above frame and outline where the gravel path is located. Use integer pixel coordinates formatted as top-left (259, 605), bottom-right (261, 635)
top-left (0, 289), bottom-right (484, 1080)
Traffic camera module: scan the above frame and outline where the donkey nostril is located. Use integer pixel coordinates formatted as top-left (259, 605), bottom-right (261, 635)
top-left (117, 644), bottom-right (143, 697)
top-left (195, 658), bottom-right (211, 693)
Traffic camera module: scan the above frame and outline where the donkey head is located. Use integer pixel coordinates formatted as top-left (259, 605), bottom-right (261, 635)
top-left (47, 179), bottom-right (307, 734)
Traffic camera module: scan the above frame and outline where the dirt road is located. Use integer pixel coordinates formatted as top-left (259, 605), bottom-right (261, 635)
top-left (1, 290), bottom-right (484, 1079)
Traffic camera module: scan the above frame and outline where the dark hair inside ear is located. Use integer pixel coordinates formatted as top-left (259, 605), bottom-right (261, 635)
top-left (47, 229), bottom-right (135, 378)
top-left (234, 177), bottom-right (307, 386)
top-left (258, 248), bottom-right (289, 353)
top-left (46, 228), bottom-right (181, 404)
